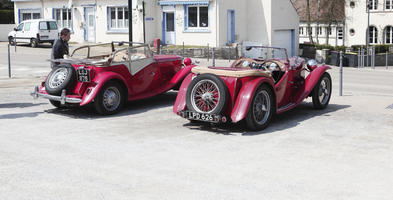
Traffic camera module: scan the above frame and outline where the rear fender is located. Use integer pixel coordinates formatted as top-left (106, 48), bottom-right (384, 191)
top-left (169, 65), bottom-right (196, 86)
top-left (173, 73), bottom-right (193, 114)
top-left (231, 78), bottom-right (275, 123)
top-left (304, 65), bottom-right (331, 97)
top-left (80, 72), bottom-right (128, 106)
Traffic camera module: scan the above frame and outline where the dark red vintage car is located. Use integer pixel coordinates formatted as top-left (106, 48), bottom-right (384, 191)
top-left (32, 42), bottom-right (195, 114)
top-left (173, 46), bottom-right (332, 130)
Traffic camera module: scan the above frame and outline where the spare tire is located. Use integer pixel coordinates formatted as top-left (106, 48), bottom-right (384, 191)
top-left (186, 73), bottom-right (228, 115)
top-left (45, 64), bottom-right (76, 95)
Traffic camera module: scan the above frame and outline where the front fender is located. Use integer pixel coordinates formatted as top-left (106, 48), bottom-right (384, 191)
top-left (80, 71), bottom-right (129, 106)
top-left (230, 78), bottom-right (275, 123)
top-left (173, 73), bottom-right (193, 114)
top-left (169, 65), bottom-right (196, 86)
top-left (304, 65), bottom-right (331, 98)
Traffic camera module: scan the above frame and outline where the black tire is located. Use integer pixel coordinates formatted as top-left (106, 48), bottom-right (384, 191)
top-left (31, 38), bottom-right (38, 48)
top-left (186, 73), bottom-right (228, 115)
top-left (94, 81), bottom-right (124, 115)
top-left (44, 64), bottom-right (76, 95)
top-left (49, 100), bottom-right (65, 108)
top-left (8, 37), bottom-right (15, 46)
top-left (245, 84), bottom-right (275, 131)
top-left (312, 73), bottom-right (332, 109)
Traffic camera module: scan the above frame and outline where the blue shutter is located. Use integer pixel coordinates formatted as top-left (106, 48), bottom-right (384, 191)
top-left (184, 5), bottom-right (187, 30)
top-left (52, 8), bottom-right (55, 19)
top-left (107, 7), bottom-right (110, 30)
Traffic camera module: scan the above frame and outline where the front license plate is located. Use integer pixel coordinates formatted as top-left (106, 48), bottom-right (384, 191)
top-left (185, 111), bottom-right (219, 123)
top-left (77, 68), bottom-right (90, 82)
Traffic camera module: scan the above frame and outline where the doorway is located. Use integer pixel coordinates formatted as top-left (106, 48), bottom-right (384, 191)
top-left (84, 7), bottom-right (96, 43)
top-left (163, 12), bottom-right (175, 45)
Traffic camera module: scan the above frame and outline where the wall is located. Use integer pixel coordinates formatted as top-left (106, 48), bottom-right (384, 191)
top-left (299, 23), bottom-right (343, 46)
top-left (245, 0), bottom-right (270, 45)
top-left (216, 0), bottom-right (248, 47)
top-left (345, 0), bottom-right (393, 46)
top-left (0, 24), bottom-right (16, 41)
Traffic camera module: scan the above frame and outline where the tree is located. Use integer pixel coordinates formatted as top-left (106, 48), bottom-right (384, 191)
top-left (0, 0), bottom-right (14, 9)
top-left (306, 0), bottom-right (314, 44)
top-left (321, 0), bottom-right (345, 46)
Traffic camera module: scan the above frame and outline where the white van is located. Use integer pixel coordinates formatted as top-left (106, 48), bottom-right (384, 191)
top-left (8, 19), bottom-right (59, 48)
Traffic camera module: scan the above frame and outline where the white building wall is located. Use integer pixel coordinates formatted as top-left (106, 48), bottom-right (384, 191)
top-left (299, 23), bottom-right (344, 46)
top-left (246, 0), bottom-right (270, 45)
top-left (345, 0), bottom-right (393, 46)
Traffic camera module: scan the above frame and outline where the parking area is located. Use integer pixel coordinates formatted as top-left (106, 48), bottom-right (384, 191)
top-left (0, 42), bottom-right (393, 199)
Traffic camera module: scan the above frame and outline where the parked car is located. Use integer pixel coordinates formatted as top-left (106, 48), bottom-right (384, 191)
top-left (8, 19), bottom-right (58, 48)
top-left (173, 46), bottom-right (332, 130)
top-left (31, 42), bottom-right (196, 114)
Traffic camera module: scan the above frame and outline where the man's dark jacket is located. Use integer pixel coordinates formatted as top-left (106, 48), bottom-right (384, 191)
top-left (51, 38), bottom-right (69, 67)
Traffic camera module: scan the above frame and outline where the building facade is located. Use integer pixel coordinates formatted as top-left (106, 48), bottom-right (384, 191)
top-left (12, 0), bottom-right (299, 56)
top-left (345, 0), bottom-right (393, 46)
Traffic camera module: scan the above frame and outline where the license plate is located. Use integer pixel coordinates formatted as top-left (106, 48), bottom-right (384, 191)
top-left (184, 111), bottom-right (219, 123)
top-left (77, 68), bottom-right (90, 82)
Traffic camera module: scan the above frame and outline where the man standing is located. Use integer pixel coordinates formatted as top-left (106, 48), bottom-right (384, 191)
top-left (51, 28), bottom-right (71, 68)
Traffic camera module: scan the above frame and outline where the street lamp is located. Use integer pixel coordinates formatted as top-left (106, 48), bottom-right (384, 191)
top-left (366, 0), bottom-right (372, 67)
top-left (128, 0), bottom-right (132, 43)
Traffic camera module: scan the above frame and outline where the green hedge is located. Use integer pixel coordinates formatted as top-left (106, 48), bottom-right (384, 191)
top-left (0, 10), bottom-right (14, 24)
top-left (351, 44), bottom-right (392, 53)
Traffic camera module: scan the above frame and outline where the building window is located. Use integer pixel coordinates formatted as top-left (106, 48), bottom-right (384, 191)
top-left (386, 0), bottom-right (393, 9)
top-left (326, 27), bottom-right (332, 35)
top-left (19, 9), bottom-right (41, 23)
top-left (368, 26), bottom-right (378, 44)
top-left (350, 28), bottom-right (355, 36)
top-left (299, 27), bottom-right (304, 35)
top-left (350, 1), bottom-right (356, 8)
top-left (108, 6), bottom-right (129, 30)
top-left (368, 0), bottom-right (378, 10)
top-left (317, 27), bottom-right (322, 35)
top-left (186, 5), bottom-right (209, 29)
top-left (54, 8), bottom-right (72, 29)
top-left (385, 26), bottom-right (393, 44)
top-left (337, 27), bottom-right (343, 39)
top-left (307, 27), bottom-right (313, 36)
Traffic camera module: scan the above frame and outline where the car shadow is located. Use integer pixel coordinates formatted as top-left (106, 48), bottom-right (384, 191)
top-left (183, 103), bottom-right (351, 136)
top-left (44, 91), bottom-right (178, 119)
top-left (0, 111), bottom-right (45, 120)
top-left (0, 102), bottom-right (46, 109)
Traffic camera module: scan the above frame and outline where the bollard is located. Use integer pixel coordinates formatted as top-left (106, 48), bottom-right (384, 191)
top-left (387, 52), bottom-right (389, 70)
top-left (207, 43), bottom-right (209, 61)
top-left (228, 47), bottom-right (231, 62)
top-left (358, 48), bottom-right (360, 69)
top-left (339, 51), bottom-right (343, 96)
top-left (8, 44), bottom-right (11, 78)
top-left (361, 47), bottom-right (365, 68)
top-left (14, 37), bottom-right (16, 52)
top-left (212, 48), bottom-right (215, 67)
top-left (372, 46), bottom-right (375, 69)
top-left (182, 42), bottom-right (185, 58)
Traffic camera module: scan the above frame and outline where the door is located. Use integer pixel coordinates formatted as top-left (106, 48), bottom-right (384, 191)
top-left (164, 12), bottom-right (175, 45)
top-left (272, 30), bottom-right (294, 57)
top-left (85, 7), bottom-right (96, 43)
top-left (227, 10), bottom-right (235, 45)
top-left (38, 21), bottom-right (50, 41)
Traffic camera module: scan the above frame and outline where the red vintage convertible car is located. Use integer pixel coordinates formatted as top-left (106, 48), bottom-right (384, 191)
top-left (173, 46), bottom-right (332, 130)
top-left (31, 42), bottom-right (195, 114)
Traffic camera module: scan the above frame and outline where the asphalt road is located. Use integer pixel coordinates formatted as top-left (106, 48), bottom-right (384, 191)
top-left (0, 43), bottom-right (393, 199)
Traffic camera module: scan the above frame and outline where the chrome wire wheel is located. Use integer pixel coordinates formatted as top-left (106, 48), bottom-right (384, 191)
top-left (252, 90), bottom-right (271, 125)
top-left (318, 76), bottom-right (331, 105)
top-left (48, 68), bottom-right (68, 88)
top-left (190, 79), bottom-right (220, 114)
top-left (102, 86), bottom-right (121, 112)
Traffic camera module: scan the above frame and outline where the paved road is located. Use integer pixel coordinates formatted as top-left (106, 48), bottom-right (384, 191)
top-left (0, 43), bottom-right (393, 199)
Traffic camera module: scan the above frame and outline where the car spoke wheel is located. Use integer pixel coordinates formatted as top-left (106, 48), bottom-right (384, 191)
top-left (191, 80), bottom-right (220, 113)
top-left (95, 82), bottom-right (124, 115)
top-left (245, 84), bottom-right (275, 131)
top-left (186, 73), bottom-right (228, 115)
top-left (312, 73), bottom-right (332, 109)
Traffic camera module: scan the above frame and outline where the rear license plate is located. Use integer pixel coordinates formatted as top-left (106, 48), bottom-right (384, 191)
top-left (185, 111), bottom-right (219, 123)
top-left (77, 68), bottom-right (90, 82)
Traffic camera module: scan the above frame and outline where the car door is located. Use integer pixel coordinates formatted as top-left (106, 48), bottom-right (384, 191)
top-left (127, 46), bottom-right (159, 95)
top-left (48, 21), bottom-right (58, 41)
top-left (38, 21), bottom-right (50, 41)
top-left (14, 23), bottom-right (24, 43)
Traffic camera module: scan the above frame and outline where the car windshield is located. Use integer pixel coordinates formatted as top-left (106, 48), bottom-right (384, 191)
top-left (71, 43), bottom-right (114, 59)
top-left (244, 46), bottom-right (288, 61)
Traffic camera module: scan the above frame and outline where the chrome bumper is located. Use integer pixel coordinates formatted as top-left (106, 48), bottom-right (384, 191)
top-left (31, 86), bottom-right (82, 104)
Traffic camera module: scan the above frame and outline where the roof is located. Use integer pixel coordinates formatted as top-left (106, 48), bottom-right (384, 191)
top-left (290, 0), bottom-right (345, 22)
